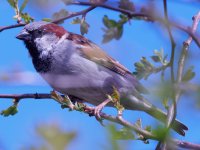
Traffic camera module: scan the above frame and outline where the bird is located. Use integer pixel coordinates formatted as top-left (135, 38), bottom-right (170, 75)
top-left (16, 21), bottom-right (188, 136)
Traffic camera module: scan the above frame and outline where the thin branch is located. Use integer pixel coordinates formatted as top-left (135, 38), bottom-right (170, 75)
top-left (176, 11), bottom-right (200, 89)
top-left (0, 93), bottom-right (52, 99)
top-left (184, 11), bottom-right (200, 46)
top-left (156, 10), bottom-right (200, 150)
top-left (68, 1), bottom-right (200, 47)
top-left (69, 1), bottom-right (154, 21)
top-left (0, 6), bottom-right (96, 33)
top-left (172, 22), bottom-right (200, 47)
top-left (0, 23), bottom-right (26, 32)
top-left (0, 93), bottom-right (158, 140)
top-left (100, 111), bottom-right (157, 140)
top-left (169, 9), bottom-right (200, 150)
top-left (14, 1), bottom-right (22, 23)
top-left (157, 10), bottom-right (200, 150)
top-left (1, 93), bottom-right (200, 149)
top-left (0, 2), bottom-right (199, 49)
top-left (172, 139), bottom-right (200, 150)
top-left (174, 11), bottom-right (200, 103)
top-left (163, 0), bottom-right (176, 83)
top-left (52, 6), bottom-right (96, 24)
top-left (156, 1), bottom-right (177, 149)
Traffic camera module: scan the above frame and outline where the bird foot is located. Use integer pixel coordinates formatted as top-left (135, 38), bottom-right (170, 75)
top-left (92, 99), bottom-right (112, 125)
top-left (83, 99), bottom-right (111, 126)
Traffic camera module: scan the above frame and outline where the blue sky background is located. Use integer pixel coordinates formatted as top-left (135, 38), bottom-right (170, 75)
top-left (0, 0), bottom-right (200, 150)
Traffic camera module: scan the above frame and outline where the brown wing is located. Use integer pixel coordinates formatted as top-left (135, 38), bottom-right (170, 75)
top-left (66, 32), bottom-right (148, 94)
top-left (67, 32), bottom-right (131, 76)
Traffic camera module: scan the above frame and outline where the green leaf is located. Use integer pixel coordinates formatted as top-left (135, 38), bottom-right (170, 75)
top-left (145, 126), bottom-right (151, 132)
top-left (151, 49), bottom-right (168, 65)
top-left (141, 57), bottom-right (152, 67)
top-left (103, 15), bottom-right (117, 28)
top-left (7, 0), bottom-right (17, 8)
top-left (182, 66), bottom-right (195, 82)
top-left (37, 124), bottom-right (76, 150)
top-left (133, 49), bottom-right (169, 80)
top-left (162, 97), bottom-right (169, 110)
top-left (42, 18), bottom-right (52, 22)
top-left (1, 105), bottom-right (18, 117)
top-left (119, 14), bottom-right (129, 24)
top-left (156, 82), bottom-right (174, 100)
top-left (152, 126), bottom-right (168, 140)
top-left (102, 26), bottom-right (124, 43)
top-left (21, 13), bottom-right (34, 23)
top-left (102, 28), bottom-right (116, 43)
top-left (102, 14), bottom-right (127, 43)
top-left (108, 87), bottom-right (124, 112)
top-left (135, 119), bottom-right (142, 128)
top-left (151, 55), bottom-right (161, 62)
top-left (71, 17), bottom-right (81, 24)
top-left (116, 25), bottom-right (123, 39)
top-left (71, 17), bottom-right (89, 35)
top-left (21, 124), bottom-right (77, 150)
top-left (108, 125), bottom-right (135, 140)
top-left (80, 20), bottom-right (89, 35)
top-left (133, 57), bottom-right (154, 80)
top-left (52, 9), bottom-right (68, 24)
top-left (19, 0), bottom-right (29, 12)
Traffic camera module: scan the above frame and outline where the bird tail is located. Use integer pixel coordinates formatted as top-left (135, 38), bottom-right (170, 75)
top-left (145, 106), bottom-right (188, 136)
top-left (125, 96), bottom-right (188, 136)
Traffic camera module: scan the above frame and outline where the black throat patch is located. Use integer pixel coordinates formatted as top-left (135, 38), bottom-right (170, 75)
top-left (24, 41), bottom-right (52, 73)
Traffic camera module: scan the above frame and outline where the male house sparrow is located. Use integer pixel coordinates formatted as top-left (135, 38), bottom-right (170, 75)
top-left (16, 21), bottom-right (187, 135)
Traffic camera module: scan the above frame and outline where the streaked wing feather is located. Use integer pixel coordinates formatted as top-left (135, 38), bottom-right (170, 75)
top-left (66, 32), bottom-right (148, 94)
top-left (67, 32), bottom-right (130, 76)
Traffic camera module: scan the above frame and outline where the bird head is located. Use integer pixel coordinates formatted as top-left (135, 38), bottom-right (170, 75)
top-left (16, 21), bottom-right (67, 42)
top-left (16, 21), bottom-right (69, 59)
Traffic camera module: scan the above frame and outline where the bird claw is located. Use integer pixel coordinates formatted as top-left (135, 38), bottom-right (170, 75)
top-left (92, 99), bottom-right (111, 126)
top-left (94, 105), bottom-right (103, 120)
top-left (83, 99), bottom-right (111, 126)
top-left (93, 106), bottom-right (105, 126)
top-left (83, 106), bottom-right (104, 126)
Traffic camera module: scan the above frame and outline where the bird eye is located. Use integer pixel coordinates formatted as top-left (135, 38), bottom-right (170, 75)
top-left (28, 30), bottom-right (33, 34)
top-left (38, 30), bottom-right (42, 34)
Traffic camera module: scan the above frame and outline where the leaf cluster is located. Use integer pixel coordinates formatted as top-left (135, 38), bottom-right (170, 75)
top-left (52, 9), bottom-right (69, 24)
top-left (1, 105), bottom-right (18, 117)
top-left (134, 49), bottom-right (169, 80)
top-left (102, 14), bottom-right (129, 43)
top-left (71, 17), bottom-right (90, 35)
top-left (7, 0), bottom-right (34, 23)
top-left (21, 124), bottom-right (76, 150)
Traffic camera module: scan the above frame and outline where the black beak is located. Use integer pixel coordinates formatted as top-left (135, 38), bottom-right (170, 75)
top-left (16, 30), bottom-right (30, 41)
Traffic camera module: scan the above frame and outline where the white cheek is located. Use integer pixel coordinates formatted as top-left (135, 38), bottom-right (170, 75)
top-left (34, 34), bottom-right (58, 57)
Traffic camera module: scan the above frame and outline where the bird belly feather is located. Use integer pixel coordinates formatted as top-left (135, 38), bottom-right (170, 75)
top-left (40, 53), bottom-right (122, 104)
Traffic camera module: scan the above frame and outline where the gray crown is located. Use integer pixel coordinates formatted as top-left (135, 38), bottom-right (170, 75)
top-left (24, 21), bottom-right (49, 31)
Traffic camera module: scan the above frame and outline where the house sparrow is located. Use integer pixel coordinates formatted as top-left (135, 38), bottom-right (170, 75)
top-left (16, 21), bottom-right (187, 135)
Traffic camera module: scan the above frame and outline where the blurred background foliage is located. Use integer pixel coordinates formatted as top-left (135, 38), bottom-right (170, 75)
top-left (20, 123), bottom-right (77, 150)
top-left (19, 123), bottom-right (132, 150)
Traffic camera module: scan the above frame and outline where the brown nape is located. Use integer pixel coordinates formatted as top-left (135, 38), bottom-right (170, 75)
top-left (41, 23), bottom-right (91, 46)
top-left (42, 23), bottom-right (67, 38)
top-left (67, 32), bottom-right (91, 45)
